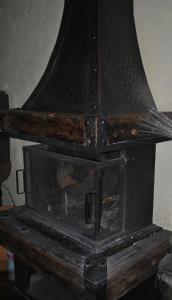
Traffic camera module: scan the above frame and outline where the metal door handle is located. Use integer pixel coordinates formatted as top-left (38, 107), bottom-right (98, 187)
top-left (16, 169), bottom-right (25, 195)
top-left (85, 193), bottom-right (95, 225)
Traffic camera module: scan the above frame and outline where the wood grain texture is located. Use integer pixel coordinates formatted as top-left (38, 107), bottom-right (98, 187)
top-left (0, 208), bottom-right (170, 299)
top-left (0, 246), bottom-right (8, 272)
top-left (107, 230), bottom-right (170, 300)
top-left (0, 209), bottom-right (86, 297)
top-left (0, 109), bottom-right (86, 144)
top-left (0, 109), bottom-right (170, 148)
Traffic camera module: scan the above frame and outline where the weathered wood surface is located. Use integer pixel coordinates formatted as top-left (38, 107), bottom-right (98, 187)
top-left (107, 230), bottom-right (170, 300)
top-left (0, 109), bottom-right (85, 144)
top-left (0, 109), bottom-right (167, 148)
top-left (0, 208), bottom-right (86, 297)
top-left (0, 208), bottom-right (170, 299)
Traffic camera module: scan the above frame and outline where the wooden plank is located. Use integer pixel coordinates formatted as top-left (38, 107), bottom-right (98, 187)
top-left (0, 109), bottom-right (86, 144)
top-left (0, 211), bottom-right (86, 296)
top-left (0, 208), bottom-right (170, 299)
top-left (107, 230), bottom-right (170, 300)
top-left (0, 246), bottom-right (8, 272)
top-left (0, 109), bottom-right (168, 147)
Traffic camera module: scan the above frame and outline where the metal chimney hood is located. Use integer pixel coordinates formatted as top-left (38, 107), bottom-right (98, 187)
top-left (0, 0), bottom-right (161, 152)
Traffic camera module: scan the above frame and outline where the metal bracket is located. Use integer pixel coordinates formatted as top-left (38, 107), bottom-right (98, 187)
top-left (84, 256), bottom-right (107, 299)
top-left (97, 117), bottom-right (109, 146)
top-left (85, 116), bottom-right (97, 147)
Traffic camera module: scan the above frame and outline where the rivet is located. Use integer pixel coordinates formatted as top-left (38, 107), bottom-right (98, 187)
top-left (48, 205), bottom-right (51, 212)
top-left (85, 120), bottom-right (90, 126)
top-left (86, 139), bottom-right (91, 145)
top-left (99, 260), bottom-right (106, 267)
top-left (92, 104), bottom-right (97, 111)
top-left (85, 260), bottom-right (91, 267)
top-left (131, 128), bottom-right (138, 136)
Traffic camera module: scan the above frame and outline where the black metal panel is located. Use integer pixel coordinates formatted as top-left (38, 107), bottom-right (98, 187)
top-left (23, 0), bottom-right (99, 114)
top-left (99, 0), bottom-right (155, 115)
top-left (23, 0), bottom-right (156, 116)
top-left (124, 144), bottom-right (156, 231)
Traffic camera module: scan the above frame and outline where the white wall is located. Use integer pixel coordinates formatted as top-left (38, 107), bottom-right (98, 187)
top-left (134, 0), bottom-right (172, 229)
top-left (0, 0), bottom-right (172, 229)
top-left (154, 142), bottom-right (172, 230)
top-left (135, 0), bottom-right (172, 112)
top-left (0, 0), bottom-right (64, 205)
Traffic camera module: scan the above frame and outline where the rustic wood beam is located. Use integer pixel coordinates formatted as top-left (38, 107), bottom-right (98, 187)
top-left (0, 208), bottom-right (85, 297)
top-left (0, 109), bottom-right (86, 144)
top-left (0, 109), bottom-right (168, 149)
top-left (0, 208), bottom-right (170, 299)
top-left (107, 230), bottom-right (170, 299)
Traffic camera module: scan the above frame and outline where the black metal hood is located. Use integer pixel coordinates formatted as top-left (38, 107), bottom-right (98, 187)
top-left (0, 0), bottom-right (162, 152)
top-left (23, 0), bottom-right (155, 115)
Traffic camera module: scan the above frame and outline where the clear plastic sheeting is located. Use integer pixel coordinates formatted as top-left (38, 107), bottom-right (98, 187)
top-left (139, 108), bottom-right (172, 139)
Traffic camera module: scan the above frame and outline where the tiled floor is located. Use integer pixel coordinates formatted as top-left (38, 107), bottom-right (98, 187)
top-left (0, 272), bottom-right (162, 300)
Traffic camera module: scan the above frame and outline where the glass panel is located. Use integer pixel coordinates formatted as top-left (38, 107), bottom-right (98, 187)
top-left (25, 149), bottom-right (96, 235)
top-left (100, 163), bottom-right (122, 238)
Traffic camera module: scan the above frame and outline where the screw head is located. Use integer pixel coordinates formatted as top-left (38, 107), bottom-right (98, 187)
top-left (131, 128), bottom-right (138, 136)
top-left (85, 260), bottom-right (92, 267)
top-left (85, 120), bottom-right (90, 126)
top-left (99, 260), bottom-right (106, 267)
top-left (86, 139), bottom-right (91, 145)
top-left (92, 104), bottom-right (97, 111)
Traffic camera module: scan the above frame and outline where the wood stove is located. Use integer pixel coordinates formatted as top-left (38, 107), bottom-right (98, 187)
top-left (0, 0), bottom-right (171, 299)
top-left (21, 143), bottom-right (156, 251)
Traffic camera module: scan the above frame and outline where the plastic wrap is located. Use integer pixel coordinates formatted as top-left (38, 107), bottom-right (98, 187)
top-left (139, 108), bottom-right (172, 139)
